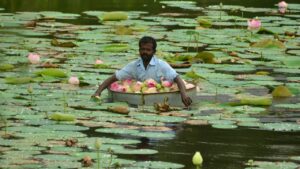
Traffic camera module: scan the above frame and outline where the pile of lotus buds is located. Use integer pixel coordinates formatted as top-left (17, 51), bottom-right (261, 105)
top-left (110, 78), bottom-right (195, 93)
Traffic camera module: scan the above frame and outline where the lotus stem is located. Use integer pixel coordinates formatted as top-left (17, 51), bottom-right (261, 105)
top-left (4, 119), bottom-right (7, 136)
top-left (97, 148), bottom-right (100, 169)
top-left (108, 148), bottom-right (114, 168)
top-left (215, 87), bottom-right (218, 103)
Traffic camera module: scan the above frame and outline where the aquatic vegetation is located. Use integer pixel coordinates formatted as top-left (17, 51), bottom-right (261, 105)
top-left (0, 1), bottom-right (299, 168)
top-left (192, 151), bottom-right (203, 169)
top-left (49, 112), bottom-right (76, 121)
top-left (95, 138), bottom-right (102, 169)
top-left (0, 63), bottom-right (14, 71)
top-left (35, 68), bottom-right (67, 78)
top-left (272, 85), bottom-right (292, 97)
top-left (27, 53), bottom-right (40, 64)
top-left (278, 1), bottom-right (288, 14)
top-left (247, 18), bottom-right (261, 30)
top-left (68, 76), bottom-right (80, 85)
top-left (99, 11), bottom-right (128, 21)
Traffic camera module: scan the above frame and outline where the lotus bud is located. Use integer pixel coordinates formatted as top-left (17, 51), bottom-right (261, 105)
top-left (95, 59), bottom-right (104, 65)
top-left (122, 79), bottom-right (133, 86)
top-left (162, 81), bottom-right (173, 88)
top-left (145, 78), bottom-right (157, 88)
top-left (27, 85), bottom-right (33, 94)
top-left (247, 18), bottom-right (261, 30)
top-left (68, 76), bottom-right (80, 85)
top-left (278, 1), bottom-right (288, 14)
top-left (110, 82), bottom-right (120, 91)
top-left (95, 138), bottom-right (102, 150)
top-left (192, 151), bottom-right (203, 166)
top-left (132, 81), bottom-right (143, 92)
top-left (28, 53), bottom-right (40, 64)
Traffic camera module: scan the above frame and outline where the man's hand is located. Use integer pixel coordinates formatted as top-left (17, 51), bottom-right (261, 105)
top-left (181, 94), bottom-right (192, 107)
top-left (91, 92), bottom-right (101, 99)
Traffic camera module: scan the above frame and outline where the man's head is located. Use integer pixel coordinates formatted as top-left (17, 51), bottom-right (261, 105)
top-left (139, 36), bottom-right (156, 63)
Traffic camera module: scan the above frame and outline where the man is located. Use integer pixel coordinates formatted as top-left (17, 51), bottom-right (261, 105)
top-left (92, 36), bottom-right (192, 107)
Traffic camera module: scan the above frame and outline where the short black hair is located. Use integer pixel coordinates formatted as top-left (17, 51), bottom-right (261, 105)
top-left (139, 36), bottom-right (157, 51)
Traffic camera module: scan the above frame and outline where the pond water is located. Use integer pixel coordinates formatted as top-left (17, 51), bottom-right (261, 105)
top-left (0, 0), bottom-right (300, 169)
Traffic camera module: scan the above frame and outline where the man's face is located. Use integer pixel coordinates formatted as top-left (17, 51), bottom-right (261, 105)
top-left (139, 43), bottom-right (155, 62)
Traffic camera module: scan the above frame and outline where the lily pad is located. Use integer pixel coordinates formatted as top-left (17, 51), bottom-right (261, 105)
top-left (133, 160), bottom-right (184, 169)
top-left (260, 123), bottom-right (300, 131)
top-left (35, 68), bottom-right (67, 78)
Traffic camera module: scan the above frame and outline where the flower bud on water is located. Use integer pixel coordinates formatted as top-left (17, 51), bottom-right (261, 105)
top-left (192, 151), bottom-right (203, 166)
top-left (95, 138), bottom-right (102, 150)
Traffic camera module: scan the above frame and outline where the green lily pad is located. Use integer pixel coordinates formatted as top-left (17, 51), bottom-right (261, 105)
top-left (95, 128), bottom-right (139, 135)
top-left (212, 124), bottom-right (238, 129)
top-left (5, 76), bottom-right (33, 84)
top-left (133, 160), bottom-right (184, 169)
top-left (103, 43), bottom-right (130, 52)
top-left (114, 148), bottom-right (158, 155)
top-left (99, 11), bottom-right (128, 21)
top-left (0, 63), bottom-right (14, 71)
top-left (130, 131), bottom-right (175, 139)
top-left (251, 39), bottom-right (285, 48)
top-left (40, 124), bottom-right (88, 131)
top-left (260, 123), bottom-right (300, 131)
top-left (248, 161), bottom-right (299, 169)
top-left (35, 68), bottom-right (67, 78)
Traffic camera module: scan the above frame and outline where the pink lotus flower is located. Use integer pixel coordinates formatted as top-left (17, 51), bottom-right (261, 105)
top-left (132, 81), bottom-right (143, 92)
top-left (278, 1), bottom-right (288, 14)
top-left (95, 59), bottom-right (103, 64)
top-left (278, 1), bottom-right (288, 8)
top-left (28, 53), bottom-right (40, 64)
top-left (110, 82), bottom-right (121, 91)
top-left (144, 79), bottom-right (157, 88)
top-left (162, 80), bottom-right (173, 88)
top-left (68, 76), bottom-right (80, 85)
top-left (122, 79), bottom-right (133, 86)
top-left (247, 18), bottom-right (261, 30)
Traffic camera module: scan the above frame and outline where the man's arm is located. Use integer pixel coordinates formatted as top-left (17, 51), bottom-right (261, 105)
top-left (174, 76), bottom-right (192, 107)
top-left (92, 74), bottom-right (118, 98)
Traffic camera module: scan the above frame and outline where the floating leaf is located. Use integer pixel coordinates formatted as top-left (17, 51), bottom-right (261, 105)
top-left (134, 161), bottom-right (184, 169)
top-left (100, 11), bottom-right (128, 21)
top-left (251, 39), bottom-right (285, 48)
top-left (35, 68), bottom-right (67, 78)
top-left (5, 77), bottom-right (33, 84)
top-left (0, 64), bottom-right (14, 71)
top-left (196, 17), bottom-right (212, 28)
top-left (272, 85), bottom-right (292, 97)
top-left (49, 112), bottom-right (76, 121)
top-left (231, 95), bottom-right (272, 106)
top-left (260, 123), bottom-right (300, 131)
top-left (103, 44), bottom-right (129, 52)
top-left (194, 51), bottom-right (216, 63)
top-left (212, 124), bottom-right (238, 129)
top-left (51, 38), bottom-right (77, 48)
top-left (114, 148), bottom-right (158, 155)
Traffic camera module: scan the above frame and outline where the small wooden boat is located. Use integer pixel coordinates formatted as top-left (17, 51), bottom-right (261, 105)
top-left (108, 85), bottom-right (197, 107)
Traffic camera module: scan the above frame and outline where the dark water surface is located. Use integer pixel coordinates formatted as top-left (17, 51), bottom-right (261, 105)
top-left (1, 0), bottom-right (299, 169)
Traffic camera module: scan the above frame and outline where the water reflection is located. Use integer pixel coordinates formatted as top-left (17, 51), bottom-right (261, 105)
top-left (152, 125), bottom-right (300, 169)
